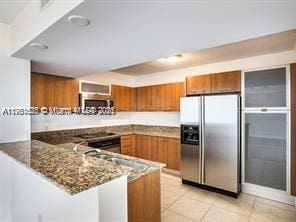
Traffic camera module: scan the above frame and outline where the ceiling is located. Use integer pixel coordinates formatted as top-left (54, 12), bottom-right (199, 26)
top-left (112, 30), bottom-right (296, 75)
top-left (0, 0), bottom-right (30, 25)
top-left (12, 0), bottom-right (296, 77)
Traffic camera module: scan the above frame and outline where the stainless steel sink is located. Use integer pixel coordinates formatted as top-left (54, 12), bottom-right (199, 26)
top-left (109, 157), bottom-right (148, 170)
top-left (84, 151), bottom-right (148, 170)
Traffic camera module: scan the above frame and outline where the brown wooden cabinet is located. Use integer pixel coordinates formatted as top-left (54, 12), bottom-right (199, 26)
top-left (31, 73), bottom-right (78, 109)
top-left (151, 85), bottom-right (160, 111)
top-left (54, 76), bottom-right (78, 108)
top-left (186, 70), bottom-right (241, 96)
top-left (31, 73), bottom-right (55, 108)
top-left (120, 134), bottom-right (135, 156)
top-left (111, 85), bottom-right (134, 111)
top-left (167, 138), bottom-right (181, 170)
top-left (133, 134), bottom-right (180, 171)
top-left (174, 82), bottom-right (185, 111)
top-left (135, 135), bottom-right (151, 160)
top-left (151, 136), bottom-right (168, 164)
top-left (291, 63), bottom-right (296, 196)
top-left (135, 87), bottom-right (146, 111)
top-left (211, 71), bottom-right (241, 93)
top-left (112, 82), bottom-right (185, 112)
top-left (186, 74), bottom-right (212, 95)
top-left (128, 170), bottom-right (161, 222)
top-left (133, 82), bottom-right (185, 112)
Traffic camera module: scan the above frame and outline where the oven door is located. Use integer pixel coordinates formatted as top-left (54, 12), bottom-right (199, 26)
top-left (88, 138), bottom-right (121, 153)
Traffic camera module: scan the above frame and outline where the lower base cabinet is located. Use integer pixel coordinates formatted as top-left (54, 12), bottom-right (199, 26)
top-left (121, 134), bottom-right (180, 171)
top-left (128, 170), bottom-right (161, 222)
top-left (151, 136), bottom-right (168, 164)
top-left (167, 138), bottom-right (181, 170)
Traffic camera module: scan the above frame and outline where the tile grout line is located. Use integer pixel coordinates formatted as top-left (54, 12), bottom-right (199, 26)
top-left (247, 196), bottom-right (256, 222)
top-left (198, 196), bottom-right (219, 222)
top-left (164, 188), bottom-right (188, 209)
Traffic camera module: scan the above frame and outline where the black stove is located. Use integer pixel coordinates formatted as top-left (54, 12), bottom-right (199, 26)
top-left (75, 132), bottom-right (121, 153)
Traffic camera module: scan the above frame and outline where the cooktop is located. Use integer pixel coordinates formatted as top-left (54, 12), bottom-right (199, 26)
top-left (76, 132), bottom-right (117, 139)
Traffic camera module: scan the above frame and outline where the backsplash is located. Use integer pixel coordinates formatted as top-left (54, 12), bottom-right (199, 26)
top-left (31, 124), bottom-right (181, 141)
top-left (31, 112), bottom-right (180, 132)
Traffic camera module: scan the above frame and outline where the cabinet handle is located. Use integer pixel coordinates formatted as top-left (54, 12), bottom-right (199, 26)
top-left (192, 89), bottom-right (205, 93)
top-left (261, 108), bottom-right (268, 112)
top-left (217, 88), bottom-right (233, 92)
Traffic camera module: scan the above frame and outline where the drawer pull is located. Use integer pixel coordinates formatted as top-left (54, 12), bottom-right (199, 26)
top-left (217, 88), bottom-right (233, 92)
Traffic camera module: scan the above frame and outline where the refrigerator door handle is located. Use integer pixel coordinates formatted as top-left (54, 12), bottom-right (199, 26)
top-left (200, 96), bottom-right (205, 184)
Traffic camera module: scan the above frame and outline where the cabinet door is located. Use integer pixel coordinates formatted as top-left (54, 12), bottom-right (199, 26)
top-left (111, 85), bottom-right (121, 111)
top-left (174, 82), bottom-right (185, 111)
top-left (151, 85), bottom-right (160, 111)
top-left (151, 137), bottom-right (168, 164)
top-left (244, 113), bottom-right (287, 191)
top-left (158, 84), bottom-right (167, 111)
top-left (121, 135), bottom-right (132, 155)
top-left (135, 135), bottom-right (151, 160)
top-left (211, 71), bottom-right (241, 93)
top-left (244, 67), bottom-right (287, 108)
top-left (186, 74), bottom-right (212, 95)
top-left (125, 87), bottom-right (133, 111)
top-left (65, 78), bottom-right (79, 108)
top-left (167, 138), bottom-right (181, 170)
top-left (54, 77), bottom-right (78, 108)
top-left (31, 73), bottom-right (55, 108)
top-left (145, 86), bottom-right (153, 111)
top-left (136, 87), bottom-right (146, 111)
top-left (112, 85), bottom-right (134, 111)
top-left (164, 84), bottom-right (174, 111)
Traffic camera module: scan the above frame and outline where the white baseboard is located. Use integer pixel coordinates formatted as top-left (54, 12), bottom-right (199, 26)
top-left (242, 183), bottom-right (296, 206)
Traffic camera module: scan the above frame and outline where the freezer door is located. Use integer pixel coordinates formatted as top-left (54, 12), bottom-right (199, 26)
top-left (202, 95), bottom-right (240, 193)
top-left (180, 97), bottom-right (200, 125)
top-left (181, 144), bottom-right (200, 183)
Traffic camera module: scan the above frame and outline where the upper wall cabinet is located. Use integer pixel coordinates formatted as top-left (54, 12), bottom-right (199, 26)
top-left (113, 82), bottom-right (185, 112)
top-left (186, 74), bottom-right (212, 95)
top-left (186, 71), bottom-right (241, 96)
top-left (244, 67), bottom-right (287, 109)
top-left (111, 85), bottom-right (134, 111)
top-left (31, 73), bottom-right (79, 109)
top-left (31, 73), bottom-right (55, 108)
top-left (135, 82), bottom-right (185, 112)
top-left (211, 71), bottom-right (241, 93)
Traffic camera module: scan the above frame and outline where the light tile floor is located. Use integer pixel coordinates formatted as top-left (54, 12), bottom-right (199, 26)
top-left (161, 173), bottom-right (296, 222)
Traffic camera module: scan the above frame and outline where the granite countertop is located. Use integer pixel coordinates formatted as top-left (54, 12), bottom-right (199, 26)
top-left (0, 140), bottom-right (164, 195)
top-left (32, 124), bottom-right (180, 142)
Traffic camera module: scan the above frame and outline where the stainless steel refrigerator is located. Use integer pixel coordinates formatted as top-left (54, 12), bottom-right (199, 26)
top-left (180, 95), bottom-right (240, 194)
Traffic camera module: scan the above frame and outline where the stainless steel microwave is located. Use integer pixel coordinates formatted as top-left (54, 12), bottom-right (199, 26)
top-left (79, 93), bottom-right (114, 110)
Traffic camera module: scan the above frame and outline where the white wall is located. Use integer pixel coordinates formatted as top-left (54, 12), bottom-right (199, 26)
top-left (31, 50), bottom-right (296, 132)
top-left (0, 23), bottom-right (31, 142)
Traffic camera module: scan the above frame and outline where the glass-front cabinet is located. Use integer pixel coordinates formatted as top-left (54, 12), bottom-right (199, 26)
top-left (243, 66), bottom-right (290, 193)
top-left (244, 67), bottom-right (288, 109)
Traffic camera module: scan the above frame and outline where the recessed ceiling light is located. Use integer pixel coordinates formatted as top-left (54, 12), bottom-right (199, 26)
top-left (30, 43), bottom-right (48, 50)
top-left (68, 15), bottom-right (90, 27)
top-left (161, 54), bottom-right (182, 63)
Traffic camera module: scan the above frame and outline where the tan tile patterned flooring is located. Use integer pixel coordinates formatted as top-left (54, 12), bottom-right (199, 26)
top-left (161, 173), bottom-right (296, 222)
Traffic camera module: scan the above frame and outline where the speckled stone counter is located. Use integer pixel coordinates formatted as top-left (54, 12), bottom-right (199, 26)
top-left (0, 140), bottom-right (164, 195)
top-left (31, 124), bottom-right (180, 142)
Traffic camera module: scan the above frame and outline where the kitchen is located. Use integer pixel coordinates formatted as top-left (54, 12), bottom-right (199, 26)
top-left (1, 1), bottom-right (296, 222)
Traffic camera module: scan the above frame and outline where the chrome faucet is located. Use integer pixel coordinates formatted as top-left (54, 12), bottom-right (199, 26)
top-left (83, 148), bottom-right (102, 155)
top-left (73, 141), bottom-right (85, 153)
